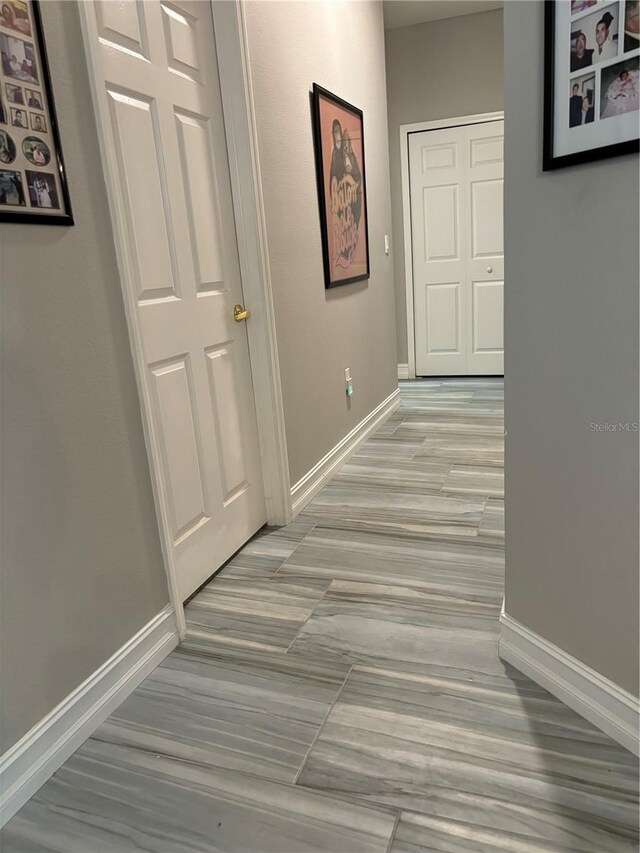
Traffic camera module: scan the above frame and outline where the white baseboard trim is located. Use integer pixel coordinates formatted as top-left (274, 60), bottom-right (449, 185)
top-left (397, 363), bottom-right (410, 380)
top-left (0, 605), bottom-right (179, 827)
top-left (291, 388), bottom-right (401, 516)
top-left (499, 603), bottom-right (639, 756)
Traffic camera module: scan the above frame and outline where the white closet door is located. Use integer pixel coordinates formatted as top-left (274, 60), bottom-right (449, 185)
top-left (410, 120), bottom-right (504, 376)
top-left (466, 121), bottom-right (504, 374)
top-left (410, 126), bottom-right (468, 375)
top-left (86, 0), bottom-right (265, 600)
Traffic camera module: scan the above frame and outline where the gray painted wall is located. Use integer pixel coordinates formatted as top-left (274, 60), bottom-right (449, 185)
top-left (244, 0), bottom-right (397, 486)
top-left (504, 1), bottom-right (639, 695)
top-left (385, 10), bottom-right (504, 364)
top-left (0, 1), bottom-right (169, 753)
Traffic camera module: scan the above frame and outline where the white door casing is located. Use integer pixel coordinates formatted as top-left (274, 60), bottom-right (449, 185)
top-left (408, 118), bottom-right (504, 376)
top-left (80, 0), bottom-right (266, 603)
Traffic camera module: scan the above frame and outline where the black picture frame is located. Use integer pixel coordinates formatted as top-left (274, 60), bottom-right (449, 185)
top-left (543, 0), bottom-right (639, 171)
top-left (312, 83), bottom-right (370, 288)
top-left (0, 0), bottom-right (73, 224)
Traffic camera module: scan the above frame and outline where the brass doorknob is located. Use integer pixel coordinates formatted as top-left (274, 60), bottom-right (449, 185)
top-left (234, 304), bottom-right (250, 322)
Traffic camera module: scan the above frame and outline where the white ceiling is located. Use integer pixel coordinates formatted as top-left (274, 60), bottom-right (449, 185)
top-left (383, 0), bottom-right (503, 31)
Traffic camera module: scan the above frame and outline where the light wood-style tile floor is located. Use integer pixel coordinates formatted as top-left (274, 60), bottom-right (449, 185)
top-left (3, 380), bottom-right (638, 852)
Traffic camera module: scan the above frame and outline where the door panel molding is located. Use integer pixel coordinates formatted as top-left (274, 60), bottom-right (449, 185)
top-left (471, 280), bottom-right (504, 355)
top-left (79, 0), bottom-right (291, 635)
top-left (399, 111), bottom-right (504, 379)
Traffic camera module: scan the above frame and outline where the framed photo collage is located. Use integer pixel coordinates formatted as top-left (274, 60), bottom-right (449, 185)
top-left (0, 0), bottom-right (72, 223)
top-left (544, 0), bottom-right (640, 169)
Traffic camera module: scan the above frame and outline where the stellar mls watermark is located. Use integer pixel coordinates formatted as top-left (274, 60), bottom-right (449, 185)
top-left (589, 421), bottom-right (639, 432)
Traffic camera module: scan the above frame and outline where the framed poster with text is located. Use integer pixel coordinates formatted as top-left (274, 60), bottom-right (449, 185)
top-left (544, 0), bottom-right (640, 170)
top-left (312, 83), bottom-right (370, 288)
top-left (0, 0), bottom-right (73, 223)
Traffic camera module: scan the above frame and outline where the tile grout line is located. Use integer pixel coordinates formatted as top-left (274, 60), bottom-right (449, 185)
top-left (283, 576), bottom-right (334, 655)
top-left (273, 523), bottom-right (318, 579)
top-left (385, 808), bottom-right (403, 853)
top-left (291, 662), bottom-right (354, 787)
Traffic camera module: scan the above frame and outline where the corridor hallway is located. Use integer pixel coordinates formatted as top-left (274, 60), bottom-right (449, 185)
top-left (3, 381), bottom-right (638, 852)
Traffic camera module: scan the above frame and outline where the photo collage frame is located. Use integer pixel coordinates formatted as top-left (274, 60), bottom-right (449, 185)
top-left (544, 0), bottom-right (639, 169)
top-left (0, 0), bottom-right (72, 223)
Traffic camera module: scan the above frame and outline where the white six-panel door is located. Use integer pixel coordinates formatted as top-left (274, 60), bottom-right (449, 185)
top-left (85, 0), bottom-right (265, 600)
top-left (409, 120), bottom-right (504, 376)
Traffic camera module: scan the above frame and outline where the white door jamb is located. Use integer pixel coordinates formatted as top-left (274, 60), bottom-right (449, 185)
top-left (213, 1), bottom-right (292, 528)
